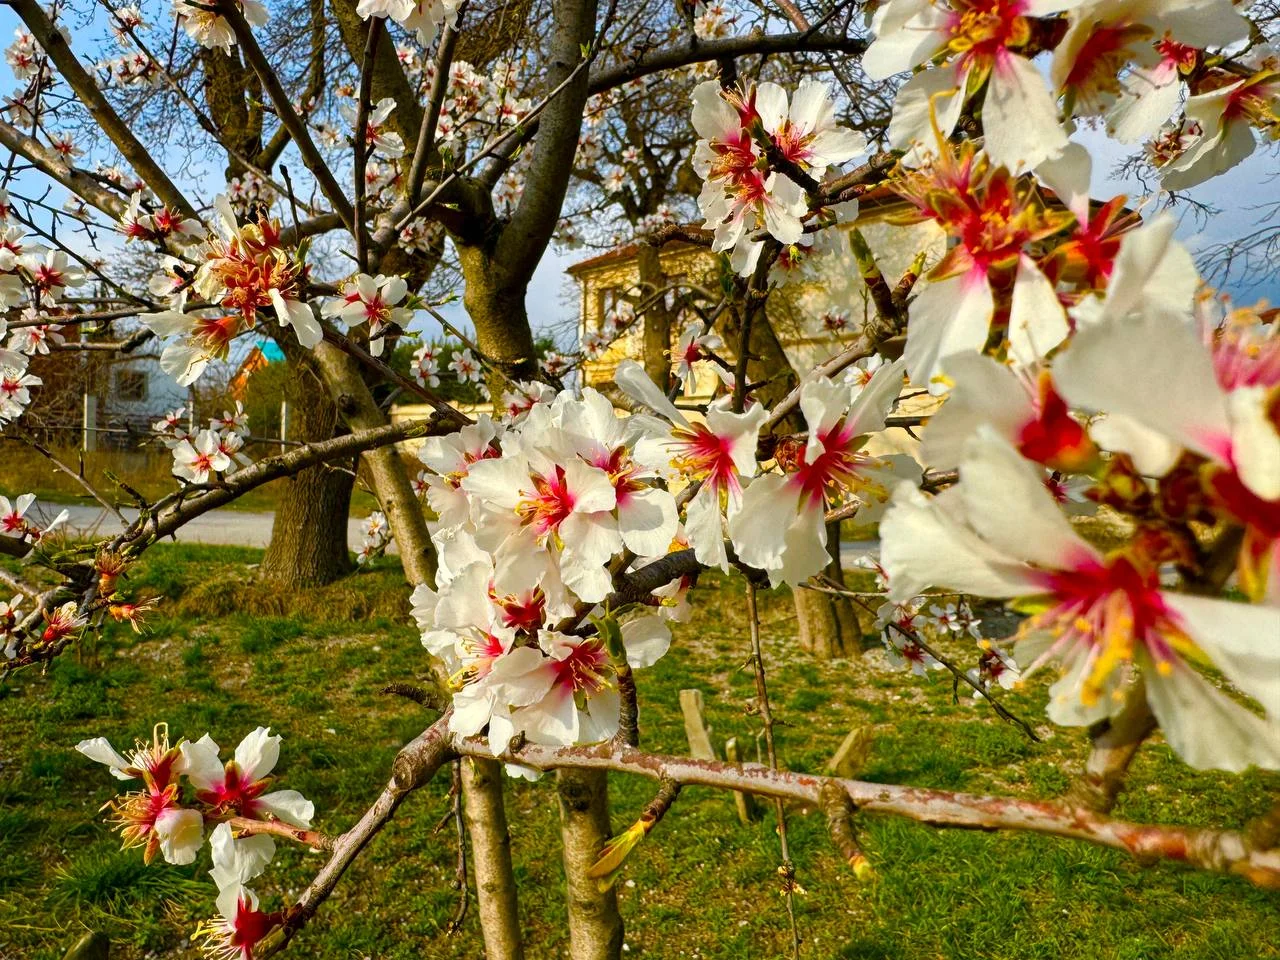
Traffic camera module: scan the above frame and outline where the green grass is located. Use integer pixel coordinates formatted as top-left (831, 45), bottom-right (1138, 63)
top-left (0, 545), bottom-right (1277, 959)
top-left (0, 442), bottom-right (384, 515)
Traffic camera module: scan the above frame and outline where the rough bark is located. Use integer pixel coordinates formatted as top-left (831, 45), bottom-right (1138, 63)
top-left (260, 348), bottom-right (355, 588)
top-left (456, 0), bottom-right (599, 384)
top-left (311, 340), bottom-right (438, 586)
top-left (795, 520), bottom-right (861, 659)
top-left (556, 769), bottom-right (623, 960)
top-left (200, 46), bottom-right (263, 179)
top-left (637, 245), bottom-right (674, 386)
top-left (461, 758), bottom-right (525, 960)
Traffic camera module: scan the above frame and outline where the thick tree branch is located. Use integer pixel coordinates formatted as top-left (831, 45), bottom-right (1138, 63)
top-left (11, 0), bottom-right (200, 221)
top-left (496, 0), bottom-right (601, 280)
top-left (586, 30), bottom-right (869, 95)
top-left (218, 0), bottom-right (356, 231)
top-left (121, 417), bottom-right (448, 548)
top-left (454, 737), bottom-right (1280, 888)
top-left (0, 119), bottom-right (127, 219)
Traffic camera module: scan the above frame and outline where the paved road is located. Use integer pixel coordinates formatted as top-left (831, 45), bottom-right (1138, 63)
top-left (44, 502), bottom-right (375, 551)
top-left (43, 502), bottom-right (881, 561)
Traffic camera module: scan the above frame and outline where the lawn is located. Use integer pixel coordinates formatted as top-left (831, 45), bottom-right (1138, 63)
top-left (0, 544), bottom-right (1276, 960)
top-left (0, 444), bottom-right (384, 515)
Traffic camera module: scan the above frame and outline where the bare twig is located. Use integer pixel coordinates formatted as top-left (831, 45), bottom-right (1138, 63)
top-left (746, 580), bottom-right (802, 958)
top-left (225, 817), bottom-right (336, 851)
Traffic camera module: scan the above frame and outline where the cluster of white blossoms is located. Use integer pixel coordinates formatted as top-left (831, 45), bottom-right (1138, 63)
top-left (4, 28), bottom-right (45, 83)
top-left (94, 5), bottom-right (160, 88)
top-left (845, 1), bottom-right (1280, 767)
top-left (143, 195), bottom-right (315, 386)
top-left (693, 1), bottom-right (738, 41)
top-left (356, 0), bottom-right (462, 46)
top-left (155, 400), bottom-right (252, 485)
top-left (356, 510), bottom-right (392, 565)
top-left (405, 349), bottom-right (941, 759)
top-left (0, 191), bottom-right (87, 432)
top-left (864, 0), bottom-right (1266, 184)
top-left (691, 79), bottom-right (866, 275)
top-left (77, 725), bottom-right (313, 958)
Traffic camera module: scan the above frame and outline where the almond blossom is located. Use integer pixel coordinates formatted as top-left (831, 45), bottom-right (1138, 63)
top-left (1, 492), bottom-right (35, 537)
top-left (0, 362), bottom-right (40, 426)
top-left (1054, 308), bottom-right (1280, 602)
top-left (462, 434), bottom-right (621, 603)
top-left (417, 414), bottom-right (501, 534)
top-left (1051, 0), bottom-right (1248, 133)
top-left (477, 619), bottom-right (671, 749)
top-left (198, 821), bottom-right (280, 959)
top-left (893, 140), bottom-right (1073, 392)
top-left (501, 380), bottom-right (557, 426)
top-left (881, 430), bottom-right (1280, 772)
top-left (922, 352), bottom-right (1096, 472)
top-left (1, 595), bottom-right (21, 659)
top-left (616, 359), bottom-right (765, 572)
top-left (866, 0), bottom-right (1085, 171)
top-left (195, 887), bottom-right (279, 960)
top-left (192, 195), bottom-right (319, 352)
top-left (876, 600), bottom-right (944, 677)
top-left (412, 342), bottom-right (442, 387)
top-left (172, 0), bottom-right (267, 51)
top-left (690, 81), bottom-right (812, 269)
top-left (540, 387), bottom-right (679, 559)
top-left (22, 249), bottom-right (85, 305)
top-left (340, 97), bottom-right (405, 159)
top-left (77, 725), bottom-right (205, 864)
top-left (172, 429), bottom-right (232, 483)
top-left (728, 359), bottom-right (917, 586)
top-left (1159, 67), bottom-right (1280, 190)
top-left (355, 0), bottom-right (462, 45)
top-left (324, 272), bottom-right (409, 356)
top-left (178, 726), bottom-right (315, 827)
top-left (449, 347), bottom-right (482, 383)
top-left (671, 320), bottom-right (727, 393)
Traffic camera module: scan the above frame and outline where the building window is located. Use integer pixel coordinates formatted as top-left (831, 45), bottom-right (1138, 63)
top-left (116, 369), bottom-right (148, 402)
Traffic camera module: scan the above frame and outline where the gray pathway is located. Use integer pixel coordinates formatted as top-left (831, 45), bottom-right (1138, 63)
top-left (41, 502), bottom-right (372, 551)
top-left (39, 502), bottom-right (880, 560)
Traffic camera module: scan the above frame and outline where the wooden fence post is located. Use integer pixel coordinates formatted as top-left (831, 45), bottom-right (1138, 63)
top-left (680, 689), bottom-right (760, 824)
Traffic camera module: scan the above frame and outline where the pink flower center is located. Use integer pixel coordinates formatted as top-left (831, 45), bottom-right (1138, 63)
top-left (551, 640), bottom-right (611, 696)
top-left (593, 447), bottom-right (646, 506)
top-left (1024, 553), bottom-right (1194, 706)
top-left (196, 764), bottom-right (269, 819)
top-left (516, 466), bottom-right (576, 536)
top-left (787, 422), bottom-right (866, 509)
top-left (672, 423), bottom-right (740, 496)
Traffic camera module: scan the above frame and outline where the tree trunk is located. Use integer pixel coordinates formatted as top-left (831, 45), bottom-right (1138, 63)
top-left (795, 519), bottom-right (861, 659)
top-left (462, 758), bottom-right (525, 960)
top-left (311, 340), bottom-right (437, 585)
top-left (260, 349), bottom-right (355, 587)
top-left (556, 769), bottom-right (623, 960)
top-left (637, 245), bottom-right (674, 387)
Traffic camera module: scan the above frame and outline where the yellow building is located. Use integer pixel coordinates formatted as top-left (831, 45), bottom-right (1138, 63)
top-left (565, 195), bottom-right (947, 455)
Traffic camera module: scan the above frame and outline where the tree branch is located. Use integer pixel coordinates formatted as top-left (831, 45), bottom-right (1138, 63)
top-left (11, 0), bottom-right (200, 221)
top-left (586, 31), bottom-right (869, 96)
top-left (217, 0), bottom-right (356, 232)
top-left (453, 737), bottom-right (1280, 887)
